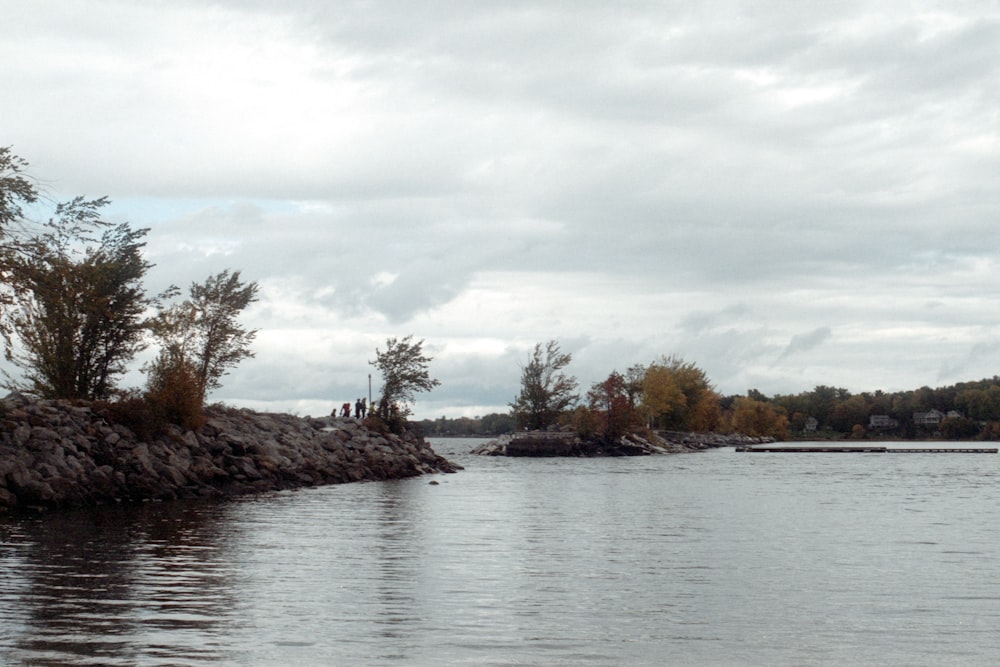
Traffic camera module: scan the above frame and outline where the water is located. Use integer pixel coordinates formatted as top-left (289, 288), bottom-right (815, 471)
top-left (2, 438), bottom-right (999, 666)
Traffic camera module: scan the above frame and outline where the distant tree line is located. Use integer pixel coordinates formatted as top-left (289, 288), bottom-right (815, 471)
top-left (757, 380), bottom-right (1000, 440)
top-left (416, 412), bottom-right (517, 437)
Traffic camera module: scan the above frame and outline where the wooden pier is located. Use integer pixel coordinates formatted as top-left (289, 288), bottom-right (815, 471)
top-left (735, 445), bottom-right (998, 453)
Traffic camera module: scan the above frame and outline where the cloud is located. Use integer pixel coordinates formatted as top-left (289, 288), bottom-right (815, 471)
top-left (775, 327), bottom-right (834, 364)
top-left (3, 0), bottom-right (999, 416)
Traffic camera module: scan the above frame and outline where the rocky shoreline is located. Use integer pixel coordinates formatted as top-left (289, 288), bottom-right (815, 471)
top-left (471, 430), bottom-right (775, 456)
top-left (0, 393), bottom-right (459, 513)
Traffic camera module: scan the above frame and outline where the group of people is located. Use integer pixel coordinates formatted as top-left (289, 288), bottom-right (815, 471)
top-left (335, 397), bottom-right (368, 419)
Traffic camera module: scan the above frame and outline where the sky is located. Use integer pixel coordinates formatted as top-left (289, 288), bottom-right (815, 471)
top-left (3, 1), bottom-right (999, 419)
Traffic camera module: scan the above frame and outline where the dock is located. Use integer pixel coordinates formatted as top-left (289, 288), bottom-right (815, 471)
top-left (735, 445), bottom-right (998, 453)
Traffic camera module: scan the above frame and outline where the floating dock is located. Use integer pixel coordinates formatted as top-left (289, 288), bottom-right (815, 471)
top-left (735, 445), bottom-right (998, 453)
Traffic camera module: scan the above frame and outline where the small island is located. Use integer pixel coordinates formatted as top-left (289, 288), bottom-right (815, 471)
top-left (472, 429), bottom-right (773, 456)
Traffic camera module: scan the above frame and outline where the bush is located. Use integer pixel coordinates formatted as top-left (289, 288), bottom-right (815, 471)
top-left (144, 353), bottom-right (206, 431)
top-left (364, 411), bottom-right (408, 436)
top-left (95, 392), bottom-right (168, 441)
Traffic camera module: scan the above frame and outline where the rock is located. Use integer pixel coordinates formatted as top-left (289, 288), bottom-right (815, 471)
top-left (0, 394), bottom-right (458, 513)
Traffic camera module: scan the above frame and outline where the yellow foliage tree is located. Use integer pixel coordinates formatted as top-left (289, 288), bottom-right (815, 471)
top-left (641, 364), bottom-right (686, 427)
top-left (641, 356), bottom-right (720, 432)
top-left (729, 396), bottom-right (790, 440)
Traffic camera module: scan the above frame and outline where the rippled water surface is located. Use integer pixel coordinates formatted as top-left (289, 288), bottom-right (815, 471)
top-left (2, 439), bottom-right (999, 665)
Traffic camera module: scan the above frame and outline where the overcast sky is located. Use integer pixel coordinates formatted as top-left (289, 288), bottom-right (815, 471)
top-left (4, 1), bottom-right (999, 419)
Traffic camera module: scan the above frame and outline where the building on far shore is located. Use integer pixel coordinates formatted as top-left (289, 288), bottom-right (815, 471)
top-left (912, 409), bottom-right (962, 426)
top-left (869, 414), bottom-right (899, 430)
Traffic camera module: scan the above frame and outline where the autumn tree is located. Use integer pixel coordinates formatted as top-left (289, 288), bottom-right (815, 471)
top-left (586, 371), bottom-right (639, 443)
top-left (2, 197), bottom-right (159, 399)
top-left (370, 335), bottom-right (441, 421)
top-left (640, 356), bottom-right (719, 431)
top-left (728, 396), bottom-right (790, 440)
top-left (510, 340), bottom-right (579, 430)
top-left (147, 269), bottom-right (259, 404)
top-left (641, 363), bottom-right (686, 428)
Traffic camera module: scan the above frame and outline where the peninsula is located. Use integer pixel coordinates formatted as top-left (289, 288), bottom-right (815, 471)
top-left (0, 393), bottom-right (458, 513)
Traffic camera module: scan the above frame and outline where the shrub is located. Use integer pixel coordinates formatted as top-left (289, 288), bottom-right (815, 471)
top-left (95, 392), bottom-right (167, 441)
top-left (145, 353), bottom-right (206, 431)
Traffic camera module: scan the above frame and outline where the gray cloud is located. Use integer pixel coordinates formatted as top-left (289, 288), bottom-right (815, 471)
top-left (776, 327), bottom-right (834, 364)
top-left (3, 0), bottom-right (999, 416)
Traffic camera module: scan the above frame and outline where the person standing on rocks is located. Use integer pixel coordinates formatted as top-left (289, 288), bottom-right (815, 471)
top-left (354, 398), bottom-right (362, 419)
top-left (360, 398), bottom-right (367, 418)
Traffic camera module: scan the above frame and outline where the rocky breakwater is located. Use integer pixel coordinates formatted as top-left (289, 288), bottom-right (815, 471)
top-left (472, 430), bottom-right (776, 456)
top-left (0, 393), bottom-right (459, 513)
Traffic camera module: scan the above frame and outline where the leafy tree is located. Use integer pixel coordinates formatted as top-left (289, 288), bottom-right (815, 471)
top-left (828, 393), bottom-right (871, 433)
top-left (568, 404), bottom-right (599, 439)
top-left (415, 412), bottom-right (516, 436)
top-left (956, 386), bottom-right (1000, 422)
top-left (509, 340), bottom-right (578, 430)
top-left (2, 197), bottom-right (158, 399)
top-left (586, 371), bottom-right (639, 443)
top-left (642, 355), bottom-right (719, 431)
top-left (0, 146), bottom-right (38, 232)
top-left (480, 412), bottom-right (516, 435)
top-left (370, 335), bottom-right (441, 420)
top-left (940, 416), bottom-right (981, 440)
top-left (0, 147), bottom-right (41, 337)
top-left (728, 396), bottom-right (790, 440)
top-left (641, 363), bottom-right (686, 428)
top-left (144, 352), bottom-right (205, 430)
top-left (623, 363), bottom-right (647, 409)
top-left (148, 269), bottom-right (259, 403)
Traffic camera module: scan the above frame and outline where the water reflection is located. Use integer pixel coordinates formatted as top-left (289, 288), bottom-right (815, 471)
top-left (0, 501), bottom-right (243, 666)
top-left (364, 482), bottom-right (419, 662)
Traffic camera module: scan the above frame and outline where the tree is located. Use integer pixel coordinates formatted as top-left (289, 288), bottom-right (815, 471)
top-left (0, 146), bottom-right (38, 233)
top-left (641, 356), bottom-right (719, 431)
top-left (940, 416), bottom-right (982, 440)
top-left (641, 363), bottom-right (686, 428)
top-left (828, 393), bottom-right (871, 433)
top-left (728, 396), bottom-right (790, 440)
top-left (509, 340), bottom-right (578, 430)
top-left (0, 147), bottom-right (41, 337)
top-left (148, 269), bottom-right (259, 403)
top-left (586, 371), bottom-right (639, 443)
top-left (2, 197), bottom-right (157, 399)
top-left (370, 335), bottom-right (440, 420)
top-left (144, 351), bottom-right (205, 430)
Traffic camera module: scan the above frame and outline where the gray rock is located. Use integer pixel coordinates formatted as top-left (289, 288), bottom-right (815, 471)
top-left (0, 396), bottom-right (459, 513)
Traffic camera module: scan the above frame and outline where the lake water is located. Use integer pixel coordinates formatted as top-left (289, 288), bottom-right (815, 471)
top-left (2, 438), bottom-right (999, 666)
